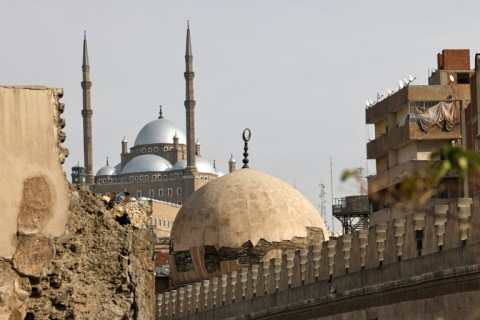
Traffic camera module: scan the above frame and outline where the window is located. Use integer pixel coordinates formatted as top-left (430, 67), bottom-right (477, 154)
top-left (170, 147), bottom-right (174, 151)
top-left (178, 173), bottom-right (183, 178)
top-left (159, 175), bottom-right (163, 181)
top-left (152, 175), bottom-right (157, 180)
top-left (148, 147), bottom-right (152, 152)
top-left (158, 189), bottom-right (163, 197)
top-left (163, 174), bottom-right (168, 180)
top-left (168, 188), bottom-right (172, 196)
top-left (137, 190), bottom-right (142, 198)
top-left (142, 148), bottom-right (146, 153)
top-left (130, 176), bottom-right (133, 182)
top-left (154, 147), bottom-right (158, 152)
top-left (135, 176), bottom-right (138, 181)
top-left (164, 147), bottom-right (168, 151)
top-left (174, 173), bottom-right (178, 179)
top-left (149, 189), bottom-right (154, 197)
top-left (113, 178), bottom-right (117, 183)
top-left (140, 175), bottom-right (144, 181)
top-left (177, 187), bottom-right (182, 195)
top-left (145, 175), bottom-right (149, 180)
top-left (177, 201), bottom-right (182, 205)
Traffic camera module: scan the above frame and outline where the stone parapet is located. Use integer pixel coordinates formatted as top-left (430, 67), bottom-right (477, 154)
top-left (157, 196), bottom-right (479, 319)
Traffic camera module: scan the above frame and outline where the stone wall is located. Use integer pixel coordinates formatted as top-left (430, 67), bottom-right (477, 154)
top-left (157, 197), bottom-right (480, 319)
top-left (0, 86), bottom-right (154, 319)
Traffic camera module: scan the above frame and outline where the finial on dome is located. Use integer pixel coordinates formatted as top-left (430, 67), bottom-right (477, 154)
top-left (106, 156), bottom-right (109, 166)
top-left (229, 153), bottom-right (236, 163)
top-left (84, 30), bottom-right (86, 40)
top-left (213, 160), bottom-right (216, 169)
top-left (242, 128), bottom-right (251, 169)
top-left (196, 139), bottom-right (200, 145)
top-left (187, 20), bottom-right (190, 29)
top-left (158, 105), bottom-right (164, 119)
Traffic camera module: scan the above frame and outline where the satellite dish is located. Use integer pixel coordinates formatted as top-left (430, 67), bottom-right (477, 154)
top-left (449, 74), bottom-right (455, 82)
top-left (376, 93), bottom-right (383, 100)
top-left (408, 75), bottom-right (416, 82)
top-left (366, 100), bottom-right (370, 107)
top-left (387, 88), bottom-right (394, 96)
top-left (399, 80), bottom-right (404, 89)
top-left (404, 78), bottom-right (409, 85)
top-left (368, 98), bottom-right (374, 105)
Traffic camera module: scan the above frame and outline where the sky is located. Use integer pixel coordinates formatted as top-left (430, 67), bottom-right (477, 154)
top-left (2, 1), bottom-right (480, 231)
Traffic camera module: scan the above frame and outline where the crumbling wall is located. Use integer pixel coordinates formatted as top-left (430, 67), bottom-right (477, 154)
top-left (0, 86), bottom-right (154, 319)
top-left (22, 186), bottom-right (154, 319)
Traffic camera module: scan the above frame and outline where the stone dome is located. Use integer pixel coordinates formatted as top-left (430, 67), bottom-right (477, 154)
top-left (134, 118), bottom-right (187, 146)
top-left (96, 164), bottom-right (119, 176)
top-left (171, 156), bottom-right (216, 174)
top-left (170, 169), bottom-right (329, 285)
top-left (121, 154), bottom-right (172, 174)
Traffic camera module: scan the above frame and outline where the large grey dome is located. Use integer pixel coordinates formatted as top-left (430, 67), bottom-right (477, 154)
top-left (134, 118), bottom-right (186, 146)
top-left (172, 156), bottom-right (216, 174)
top-left (121, 154), bottom-right (172, 174)
top-left (96, 164), bottom-right (119, 176)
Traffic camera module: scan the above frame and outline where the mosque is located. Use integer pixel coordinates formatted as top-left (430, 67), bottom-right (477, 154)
top-left (72, 26), bottom-right (235, 204)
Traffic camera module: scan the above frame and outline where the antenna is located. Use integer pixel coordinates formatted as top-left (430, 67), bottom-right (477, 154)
top-left (376, 93), bottom-right (384, 101)
top-left (330, 157), bottom-right (335, 232)
top-left (319, 182), bottom-right (327, 221)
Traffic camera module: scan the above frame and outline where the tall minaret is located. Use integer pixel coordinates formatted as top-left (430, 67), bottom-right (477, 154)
top-left (81, 31), bottom-right (94, 185)
top-left (184, 22), bottom-right (197, 175)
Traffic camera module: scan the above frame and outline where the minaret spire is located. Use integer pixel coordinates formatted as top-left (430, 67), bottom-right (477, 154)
top-left (81, 31), bottom-right (94, 185)
top-left (184, 22), bottom-right (197, 173)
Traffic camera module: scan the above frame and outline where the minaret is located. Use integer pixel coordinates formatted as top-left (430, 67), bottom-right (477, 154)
top-left (184, 22), bottom-right (197, 175)
top-left (228, 154), bottom-right (236, 173)
top-left (81, 31), bottom-right (94, 185)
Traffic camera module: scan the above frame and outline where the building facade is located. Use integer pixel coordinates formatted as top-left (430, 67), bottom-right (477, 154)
top-left (366, 49), bottom-right (473, 223)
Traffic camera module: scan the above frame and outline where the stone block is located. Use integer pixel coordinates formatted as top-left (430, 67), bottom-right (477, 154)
top-left (12, 235), bottom-right (53, 278)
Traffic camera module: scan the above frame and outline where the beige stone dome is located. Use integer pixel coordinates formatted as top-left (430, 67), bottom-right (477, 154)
top-left (170, 168), bottom-right (329, 285)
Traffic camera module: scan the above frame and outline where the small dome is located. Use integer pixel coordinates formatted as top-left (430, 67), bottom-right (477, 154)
top-left (170, 169), bottom-right (329, 285)
top-left (96, 164), bottom-right (119, 176)
top-left (172, 156), bottom-right (216, 174)
top-left (121, 154), bottom-right (172, 174)
top-left (134, 118), bottom-right (186, 146)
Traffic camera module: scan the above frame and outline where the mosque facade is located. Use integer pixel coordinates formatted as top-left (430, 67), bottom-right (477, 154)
top-left (73, 26), bottom-right (231, 204)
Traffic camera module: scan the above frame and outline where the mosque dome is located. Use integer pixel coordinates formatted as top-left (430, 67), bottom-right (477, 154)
top-left (170, 168), bottom-right (329, 285)
top-left (134, 117), bottom-right (186, 146)
top-left (96, 164), bottom-right (119, 176)
top-left (171, 156), bottom-right (216, 174)
top-left (121, 154), bottom-right (172, 174)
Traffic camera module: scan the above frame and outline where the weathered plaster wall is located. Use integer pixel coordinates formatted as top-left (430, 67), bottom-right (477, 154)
top-left (0, 86), bottom-right (154, 319)
top-left (0, 86), bottom-right (69, 258)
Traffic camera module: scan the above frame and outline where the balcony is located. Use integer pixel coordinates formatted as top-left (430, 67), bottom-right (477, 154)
top-left (367, 119), bottom-right (461, 160)
top-left (367, 160), bottom-right (429, 193)
top-left (367, 160), bottom-right (459, 193)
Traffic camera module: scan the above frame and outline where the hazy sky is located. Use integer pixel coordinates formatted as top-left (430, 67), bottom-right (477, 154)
top-left (2, 1), bottom-right (480, 231)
